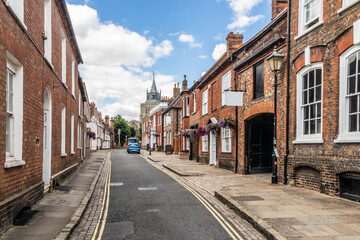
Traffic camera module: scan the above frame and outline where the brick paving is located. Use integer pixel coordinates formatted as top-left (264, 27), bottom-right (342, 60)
top-left (145, 151), bottom-right (360, 240)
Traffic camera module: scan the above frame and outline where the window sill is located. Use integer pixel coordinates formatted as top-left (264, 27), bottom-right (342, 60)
top-left (71, 152), bottom-right (75, 155)
top-left (202, 151), bottom-right (208, 153)
top-left (44, 57), bottom-right (54, 69)
top-left (337, 1), bottom-right (359, 14)
top-left (292, 138), bottom-right (324, 144)
top-left (192, 111), bottom-right (196, 115)
top-left (4, 159), bottom-right (25, 168)
top-left (295, 21), bottom-right (324, 41)
top-left (5, 1), bottom-right (27, 31)
top-left (202, 113), bottom-right (208, 117)
top-left (334, 135), bottom-right (360, 143)
top-left (61, 153), bottom-right (67, 157)
top-left (221, 151), bottom-right (232, 154)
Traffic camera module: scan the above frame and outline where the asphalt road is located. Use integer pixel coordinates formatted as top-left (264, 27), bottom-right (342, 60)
top-left (100, 150), bottom-right (232, 240)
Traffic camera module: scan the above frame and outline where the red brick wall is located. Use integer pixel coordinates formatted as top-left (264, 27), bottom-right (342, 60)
top-left (0, 0), bottom-right (81, 232)
top-left (287, 0), bottom-right (360, 196)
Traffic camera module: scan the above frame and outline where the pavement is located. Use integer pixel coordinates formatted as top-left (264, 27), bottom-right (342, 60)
top-left (0, 150), bottom-right (110, 240)
top-left (144, 151), bottom-right (360, 240)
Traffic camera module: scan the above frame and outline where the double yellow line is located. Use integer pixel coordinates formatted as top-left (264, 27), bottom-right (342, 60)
top-left (92, 160), bottom-right (112, 240)
top-left (168, 171), bottom-right (243, 240)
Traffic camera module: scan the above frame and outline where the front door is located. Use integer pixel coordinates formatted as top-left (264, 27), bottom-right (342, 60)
top-left (43, 87), bottom-right (52, 188)
top-left (209, 132), bottom-right (216, 165)
top-left (247, 114), bottom-right (273, 173)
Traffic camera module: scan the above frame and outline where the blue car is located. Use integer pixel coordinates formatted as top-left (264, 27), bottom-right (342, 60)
top-left (127, 143), bottom-right (140, 154)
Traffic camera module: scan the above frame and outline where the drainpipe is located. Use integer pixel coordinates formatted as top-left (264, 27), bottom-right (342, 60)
top-left (232, 54), bottom-right (239, 173)
top-left (284, 1), bottom-right (291, 185)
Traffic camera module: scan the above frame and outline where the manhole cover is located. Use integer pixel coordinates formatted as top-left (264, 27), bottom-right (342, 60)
top-left (54, 186), bottom-right (72, 192)
top-left (110, 182), bottom-right (123, 186)
top-left (138, 187), bottom-right (158, 191)
top-left (13, 209), bottom-right (39, 226)
top-left (232, 196), bottom-right (264, 201)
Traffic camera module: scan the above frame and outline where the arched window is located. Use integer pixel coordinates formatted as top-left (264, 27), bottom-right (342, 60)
top-left (336, 46), bottom-right (360, 143)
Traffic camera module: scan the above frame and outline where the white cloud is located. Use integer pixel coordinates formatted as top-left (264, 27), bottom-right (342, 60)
top-left (198, 55), bottom-right (208, 59)
top-left (143, 30), bottom-right (149, 35)
top-left (213, 34), bottom-right (223, 41)
top-left (67, 4), bottom-right (175, 120)
top-left (201, 72), bottom-right (206, 76)
top-left (212, 43), bottom-right (226, 61)
top-left (226, 0), bottom-right (264, 32)
top-left (178, 34), bottom-right (202, 48)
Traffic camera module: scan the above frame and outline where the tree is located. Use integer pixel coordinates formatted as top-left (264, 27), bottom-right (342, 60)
top-left (113, 115), bottom-right (131, 146)
top-left (130, 127), bottom-right (136, 137)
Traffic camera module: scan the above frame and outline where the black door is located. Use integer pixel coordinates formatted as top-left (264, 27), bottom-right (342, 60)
top-left (247, 114), bottom-right (273, 174)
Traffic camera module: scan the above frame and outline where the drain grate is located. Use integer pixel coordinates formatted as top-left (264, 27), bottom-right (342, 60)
top-left (54, 185), bottom-right (72, 192)
top-left (13, 208), bottom-right (39, 226)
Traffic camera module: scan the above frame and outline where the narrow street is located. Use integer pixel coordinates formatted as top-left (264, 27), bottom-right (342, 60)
top-left (71, 149), bottom-right (265, 240)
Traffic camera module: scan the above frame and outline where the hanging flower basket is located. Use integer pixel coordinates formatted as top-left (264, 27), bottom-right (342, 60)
top-left (219, 117), bottom-right (236, 129)
top-left (196, 127), bottom-right (207, 137)
top-left (155, 133), bottom-right (160, 137)
top-left (205, 123), bottom-right (220, 134)
top-left (87, 130), bottom-right (96, 140)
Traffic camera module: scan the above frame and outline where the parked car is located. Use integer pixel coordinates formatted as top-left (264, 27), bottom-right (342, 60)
top-left (127, 143), bottom-right (140, 154)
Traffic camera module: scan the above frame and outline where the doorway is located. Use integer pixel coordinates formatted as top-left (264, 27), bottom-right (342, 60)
top-left (43, 86), bottom-right (52, 189)
top-left (245, 114), bottom-right (273, 173)
top-left (209, 132), bottom-right (216, 165)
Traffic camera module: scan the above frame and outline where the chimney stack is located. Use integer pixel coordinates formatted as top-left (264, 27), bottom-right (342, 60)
top-left (182, 75), bottom-right (188, 91)
top-left (99, 112), bottom-right (102, 122)
top-left (110, 117), bottom-right (114, 128)
top-left (271, 0), bottom-right (287, 19)
top-left (226, 32), bottom-right (243, 55)
top-left (105, 115), bottom-right (109, 126)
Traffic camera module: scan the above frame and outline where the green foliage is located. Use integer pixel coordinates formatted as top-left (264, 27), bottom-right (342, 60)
top-left (113, 115), bottom-right (132, 146)
top-left (130, 127), bottom-right (136, 137)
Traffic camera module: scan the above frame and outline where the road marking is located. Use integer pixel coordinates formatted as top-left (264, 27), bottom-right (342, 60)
top-left (110, 182), bottom-right (123, 186)
top-left (138, 187), bottom-right (158, 191)
top-left (91, 160), bottom-right (111, 240)
top-left (97, 160), bottom-right (111, 240)
top-left (142, 156), bottom-right (243, 240)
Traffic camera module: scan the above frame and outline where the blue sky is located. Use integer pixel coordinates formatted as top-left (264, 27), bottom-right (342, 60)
top-left (66, 0), bottom-right (272, 120)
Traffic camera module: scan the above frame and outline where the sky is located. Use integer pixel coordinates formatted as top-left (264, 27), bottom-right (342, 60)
top-left (66, 0), bottom-right (272, 121)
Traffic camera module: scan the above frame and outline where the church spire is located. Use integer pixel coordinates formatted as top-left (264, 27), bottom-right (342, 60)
top-left (150, 71), bottom-right (157, 93)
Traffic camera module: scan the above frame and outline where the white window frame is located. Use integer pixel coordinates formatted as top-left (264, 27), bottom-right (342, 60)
top-left (202, 135), bottom-right (208, 152)
top-left (79, 90), bottom-right (82, 117)
top-left (221, 127), bottom-right (231, 153)
top-left (182, 98), bottom-right (185, 117)
top-left (5, 52), bottom-right (24, 168)
top-left (44, 0), bottom-right (52, 63)
top-left (202, 89), bottom-right (208, 116)
top-left (338, 0), bottom-right (359, 13)
top-left (297, 0), bottom-right (323, 38)
top-left (186, 96), bottom-right (189, 116)
top-left (71, 59), bottom-right (75, 96)
top-left (61, 105), bottom-right (67, 156)
top-left (71, 113), bottom-right (75, 154)
top-left (186, 138), bottom-right (190, 150)
top-left (222, 70), bottom-right (231, 106)
top-left (182, 136), bottom-right (185, 150)
top-left (193, 91), bottom-right (196, 114)
top-left (6, 0), bottom-right (26, 29)
top-left (61, 34), bottom-right (67, 84)
top-left (294, 62), bottom-right (323, 144)
top-left (336, 45), bottom-right (360, 143)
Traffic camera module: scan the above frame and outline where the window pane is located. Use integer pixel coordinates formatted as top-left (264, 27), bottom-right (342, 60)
top-left (303, 91), bottom-right (308, 104)
top-left (310, 119), bottom-right (316, 134)
top-left (304, 120), bottom-right (309, 135)
top-left (350, 96), bottom-right (358, 113)
top-left (309, 70), bottom-right (314, 88)
top-left (358, 53), bottom-right (360, 73)
top-left (310, 104), bottom-right (316, 118)
top-left (309, 88), bottom-right (314, 103)
top-left (358, 75), bottom-right (360, 93)
top-left (349, 55), bottom-right (356, 75)
top-left (316, 69), bottom-right (322, 85)
top-left (317, 102), bottom-right (321, 117)
top-left (349, 114), bottom-right (357, 132)
top-left (348, 76), bottom-right (356, 94)
top-left (316, 86), bottom-right (321, 101)
top-left (254, 62), bottom-right (264, 99)
top-left (8, 72), bottom-right (13, 92)
top-left (316, 118), bottom-right (321, 133)
top-left (304, 106), bottom-right (309, 120)
top-left (303, 74), bottom-right (308, 89)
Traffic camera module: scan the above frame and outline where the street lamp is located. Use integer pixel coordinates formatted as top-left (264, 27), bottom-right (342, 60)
top-left (149, 120), bottom-right (152, 155)
top-left (267, 47), bottom-right (285, 184)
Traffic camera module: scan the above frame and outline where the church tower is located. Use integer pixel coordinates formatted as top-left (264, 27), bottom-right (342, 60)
top-left (139, 72), bottom-right (162, 121)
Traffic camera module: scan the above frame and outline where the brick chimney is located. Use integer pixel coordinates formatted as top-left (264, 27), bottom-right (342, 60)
top-left (272, 0), bottom-right (287, 19)
top-left (173, 82), bottom-right (180, 98)
top-left (105, 115), bottom-right (109, 126)
top-left (90, 102), bottom-right (95, 117)
top-left (226, 32), bottom-right (243, 55)
top-left (182, 75), bottom-right (188, 91)
top-left (110, 117), bottom-right (114, 128)
top-left (99, 112), bottom-right (102, 122)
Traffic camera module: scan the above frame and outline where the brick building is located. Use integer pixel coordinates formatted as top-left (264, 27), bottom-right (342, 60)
top-left (0, 0), bottom-right (85, 233)
top-left (284, 0), bottom-right (360, 200)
